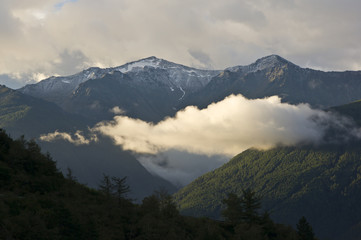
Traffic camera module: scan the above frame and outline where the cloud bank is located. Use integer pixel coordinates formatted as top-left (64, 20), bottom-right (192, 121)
top-left (95, 94), bottom-right (342, 156)
top-left (2, 0), bottom-right (361, 88)
top-left (40, 94), bottom-right (361, 185)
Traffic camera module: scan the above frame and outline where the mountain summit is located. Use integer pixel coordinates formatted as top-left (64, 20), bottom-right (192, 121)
top-left (227, 54), bottom-right (295, 73)
top-left (19, 54), bottom-right (361, 121)
top-left (184, 55), bottom-right (361, 109)
top-left (20, 57), bottom-right (219, 104)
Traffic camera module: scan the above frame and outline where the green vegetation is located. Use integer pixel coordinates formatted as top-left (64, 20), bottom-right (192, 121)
top-left (0, 85), bottom-right (86, 138)
top-left (174, 145), bottom-right (361, 239)
top-left (0, 87), bottom-right (31, 128)
top-left (0, 129), bottom-right (302, 239)
top-left (221, 189), bottom-right (304, 240)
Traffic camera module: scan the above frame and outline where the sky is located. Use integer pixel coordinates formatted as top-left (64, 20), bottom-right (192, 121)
top-left (1, 0), bottom-right (361, 88)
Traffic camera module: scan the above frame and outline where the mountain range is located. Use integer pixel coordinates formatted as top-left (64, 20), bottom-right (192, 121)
top-left (2, 55), bottom-right (361, 238)
top-left (184, 55), bottom-right (361, 109)
top-left (19, 57), bottom-right (219, 123)
top-left (19, 55), bottom-right (361, 123)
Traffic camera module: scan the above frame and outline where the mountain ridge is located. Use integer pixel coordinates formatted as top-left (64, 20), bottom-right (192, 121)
top-left (19, 56), bottom-right (220, 106)
top-left (184, 55), bottom-right (361, 109)
top-left (0, 84), bottom-right (176, 199)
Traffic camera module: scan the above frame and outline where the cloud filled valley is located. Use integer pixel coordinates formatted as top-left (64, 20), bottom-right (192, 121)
top-left (40, 94), bottom-right (361, 185)
top-left (95, 94), bottom-right (359, 155)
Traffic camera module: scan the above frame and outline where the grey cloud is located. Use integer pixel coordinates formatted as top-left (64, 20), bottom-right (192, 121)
top-left (53, 49), bottom-right (90, 76)
top-left (137, 150), bottom-right (227, 186)
top-left (188, 49), bottom-right (214, 69)
top-left (1, 0), bottom-right (361, 87)
top-left (0, 74), bottom-right (25, 89)
top-left (210, 0), bottom-right (266, 28)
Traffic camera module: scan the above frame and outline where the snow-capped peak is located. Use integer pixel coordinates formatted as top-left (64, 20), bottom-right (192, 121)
top-left (226, 55), bottom-right (295, 73)
top-left (116, 56), bottom-right (162, 73)
top-left (251, 55), bottom-right (291, 71)
top-left (19, 57), bottom-right (221, 104)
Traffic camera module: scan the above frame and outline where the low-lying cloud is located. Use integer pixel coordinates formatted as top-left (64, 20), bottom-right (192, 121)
top-left (109, 106), bottom-right (126, 115)
top-left (95, 94), bottom-right (345, 156)
top-left (40, 130), bottom-right (98, 145)
top-left (39, 94), bottom-right (361, 185)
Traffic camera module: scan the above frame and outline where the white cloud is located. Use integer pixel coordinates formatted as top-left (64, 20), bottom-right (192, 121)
top-left (31, 72), bottom-right (49, 82)
top-left (109, 106), bottom-right (126, 115)
top-left (40, 130), bottom-right (98, 145)
top-left (1, 0), bottom-right (361, 87)
top-left (92, 94), bottom-right (361, 185)
top-left (39, 94), bottom-right (361, 186)
top-left (95, 94), bottom-right (334, 156)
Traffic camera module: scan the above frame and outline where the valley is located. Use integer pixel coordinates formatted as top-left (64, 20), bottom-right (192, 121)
top-left (2, 55), bottom-right (361, 238)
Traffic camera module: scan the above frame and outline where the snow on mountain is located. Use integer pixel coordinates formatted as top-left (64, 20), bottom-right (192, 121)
top-left (115, 56), bottom-right (220, 91)
top-left (19, 67), bottom-right (108, 100)
top-left (226, 54), bottom-right (296, 73)
top-left (19, 57), bottom-right (221, 103)
top-left (116, 56), bottom-right (162, 73)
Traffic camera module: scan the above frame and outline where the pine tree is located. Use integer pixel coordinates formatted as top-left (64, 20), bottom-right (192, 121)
top-left (66, 167), bottom-right (77, 182)
top-left (99, 174), bottom-right (113, 197)
top-left (241, 188), bottom-right (262, 224)
top-left (297, 216), bottom-right (315, 240)
top-left (111, 176), bottom-right (130, 201)
top-left (222, 193), bottom-right (243, 225)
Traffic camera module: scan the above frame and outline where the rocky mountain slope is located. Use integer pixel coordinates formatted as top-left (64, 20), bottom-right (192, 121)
top-left (20, 57), bottom-right (220, 122)
top-left (184, 55), bottom-right (361, 109)
top-left (19, 55), bottom-right (361, 123)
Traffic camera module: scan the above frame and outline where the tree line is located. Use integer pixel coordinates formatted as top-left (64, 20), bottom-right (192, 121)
top-left (0, 129), bottom-right (316, 239)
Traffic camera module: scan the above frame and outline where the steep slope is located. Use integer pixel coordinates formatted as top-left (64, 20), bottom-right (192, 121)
top-left (19, 67), bottom-right (107, 106)
top-left (0, 85), bottom-right (86, 137)
top-left (185, 55), bottom-right (361, 109)
top-left (0, 85), bottom-right (175, 199)
top-left (19, 57), bottom-right (220, 122)
top-left (174, 145), bottom-right (361, 239)
top-left (116, 56), bottom-right (219, 92)
top-left (0, 130), bottom-right (301, 240)
top-left (61, 71), bottom-right (188, 122)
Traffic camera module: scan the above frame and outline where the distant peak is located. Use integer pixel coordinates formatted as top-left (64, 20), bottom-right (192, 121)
top-left (248, 54), bottom-right (296, 72)
top-left (255, 54), bottom-right (290, 65)
top-left (142, 56), bottom-right (159, 61)
top-left (135, 56), bottom-right (163, 63)
top-left (116, 56), bottom-right (164, 73)
top-left (226, 55), bottom-right (297, 73)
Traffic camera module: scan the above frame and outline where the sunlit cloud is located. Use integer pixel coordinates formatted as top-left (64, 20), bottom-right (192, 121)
top-left (39, 94), bottom-right (361, 185)
top-left (109, 106), bottom-right (126, 115)
top-left (1, 0), bottom-right (361, 88)
top-left (40, 130), bottom-right (98, 145)
top-left (94, 94), bottom-right (344, 156)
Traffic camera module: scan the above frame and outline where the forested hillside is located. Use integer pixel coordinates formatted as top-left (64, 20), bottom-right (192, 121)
top-left (0, 130), bottom-right (306, 239)
top-left (174, 144), bottom-right (361, 240)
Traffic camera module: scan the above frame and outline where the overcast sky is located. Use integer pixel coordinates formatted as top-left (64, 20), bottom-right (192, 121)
top-left (1, 0), bottom-right (361, 88)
